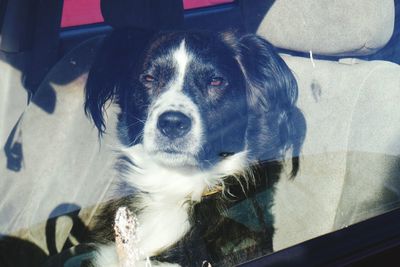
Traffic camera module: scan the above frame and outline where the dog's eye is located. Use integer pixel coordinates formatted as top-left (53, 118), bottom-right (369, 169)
top-left (209, 77), bottom-right (225, 87)
top-left (140, 74), bottom-right (157, 85)
top-left (143, 74), bottom-right (155, 82)
top-left (219, 152), bottom-right (234, 158)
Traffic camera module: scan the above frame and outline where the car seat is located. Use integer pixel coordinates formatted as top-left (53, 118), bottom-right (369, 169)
top-left (254, 0), bottom-right (400, 250)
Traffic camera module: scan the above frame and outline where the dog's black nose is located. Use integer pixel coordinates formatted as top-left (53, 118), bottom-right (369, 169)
top-left (157, 111), bottom-right (192, 139)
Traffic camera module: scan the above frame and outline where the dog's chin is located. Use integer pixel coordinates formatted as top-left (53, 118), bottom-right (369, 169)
top-left (150, 150), bottom-right (199, 169)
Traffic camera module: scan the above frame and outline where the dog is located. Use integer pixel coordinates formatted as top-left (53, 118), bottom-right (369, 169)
top-left (84, 29), bottom-right (305, 267)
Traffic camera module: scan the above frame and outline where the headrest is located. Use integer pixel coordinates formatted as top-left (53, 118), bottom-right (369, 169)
top-left (257, 0), bottom-right (395, 56)
top-left (101, 0), bottom-right (184, 30)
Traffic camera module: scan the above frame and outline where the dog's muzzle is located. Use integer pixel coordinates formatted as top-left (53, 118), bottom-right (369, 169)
top-left (157, 111), bottom-right (192, 139)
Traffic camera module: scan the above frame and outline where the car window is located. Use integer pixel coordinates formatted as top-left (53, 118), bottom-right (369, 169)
top-left (1, 1), bottom-right (400, 267)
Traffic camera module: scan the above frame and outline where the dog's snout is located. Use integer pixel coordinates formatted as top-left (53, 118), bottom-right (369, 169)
top-left (157, 111), bottom-right (192, 139)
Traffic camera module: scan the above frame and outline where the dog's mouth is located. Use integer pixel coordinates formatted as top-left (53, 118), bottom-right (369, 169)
top-left (160, 148), bottom-right (185, 154)
top-left (150, 148), bottom-right (199, 168)
top-left (149, 148), bottom-right (237, 169)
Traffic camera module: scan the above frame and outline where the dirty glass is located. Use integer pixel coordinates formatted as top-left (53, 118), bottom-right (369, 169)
top-left (1, 1), bottom-right (400, 267)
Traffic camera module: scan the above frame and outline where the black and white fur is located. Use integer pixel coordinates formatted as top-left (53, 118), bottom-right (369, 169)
top-left (84, 29), bottom-right (305, 266)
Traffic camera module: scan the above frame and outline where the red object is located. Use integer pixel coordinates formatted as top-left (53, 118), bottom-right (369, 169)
top-left (183, 0), bottom-right (234, 10)
top-left (61, 0), bottom-right (234, 28)
top-left (61, 0), bottom-right (103, 28)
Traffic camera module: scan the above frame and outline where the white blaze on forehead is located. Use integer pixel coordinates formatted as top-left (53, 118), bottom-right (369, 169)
top-left (172, 39), bottom-right (191, 91)
top-left (142, 38), bottom-right (203, 163)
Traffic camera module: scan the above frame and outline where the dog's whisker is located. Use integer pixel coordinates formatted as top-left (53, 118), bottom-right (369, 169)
top-left (124, 120), bottom-right (144, 128)
top-left (128, 130), bottom-right (144, 147)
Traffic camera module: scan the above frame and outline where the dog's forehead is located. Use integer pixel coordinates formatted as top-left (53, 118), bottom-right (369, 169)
top-left (172, 40), bottom-right (191, 70)
top-left (147, 32), bottom-right (230, 62)
top-left (161, 39), bottom-right (195, 65)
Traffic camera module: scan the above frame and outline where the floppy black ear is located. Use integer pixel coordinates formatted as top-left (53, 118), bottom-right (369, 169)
top-left (84, 28), bottom-right (154, 135)
top-left (237, 34), bottom-right (298, 112)
top-left (237, 34), bottom-right (305, 172)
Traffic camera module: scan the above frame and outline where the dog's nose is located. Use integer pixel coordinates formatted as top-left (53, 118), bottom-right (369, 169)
top-left (157, 111), bottom-right (192, 139)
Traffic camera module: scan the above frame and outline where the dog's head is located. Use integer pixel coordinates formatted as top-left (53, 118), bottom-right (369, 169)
top-left (85, 30), bottom-right (304, 171)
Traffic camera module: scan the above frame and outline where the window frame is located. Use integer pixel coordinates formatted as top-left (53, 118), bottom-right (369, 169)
top-left (239, 209), bottom-right (400, 266)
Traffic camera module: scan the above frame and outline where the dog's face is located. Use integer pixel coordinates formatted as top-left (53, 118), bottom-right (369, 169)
top-left (85, 30), bottom-right (304, 171)
top-left (139, 33), bottom-right (248, 168)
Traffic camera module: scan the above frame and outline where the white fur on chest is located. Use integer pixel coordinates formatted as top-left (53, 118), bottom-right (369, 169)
top-left (94, 144), bottom-right (249, 266)
top-left (134, 189), bottom-right (193, 256)
top-left (93, 168), bottom-right (197, 267)
top-left (122, 145), bottom-right (249, 255)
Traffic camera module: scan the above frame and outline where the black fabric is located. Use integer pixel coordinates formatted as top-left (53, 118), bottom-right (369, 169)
top-left (101, 0), bottom-right (184, 30)
top-left (238, 0), bottom-right (275, 33)
top-left (25, 0), bottom-right (63, 95)
top-left (0, 0), bottom-right (8, 36)
top-left (0, 0), bottom-right (36, 52)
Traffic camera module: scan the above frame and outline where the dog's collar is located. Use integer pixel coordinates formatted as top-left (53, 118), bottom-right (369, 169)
top-left (202, 185), bottom-right (223, 197)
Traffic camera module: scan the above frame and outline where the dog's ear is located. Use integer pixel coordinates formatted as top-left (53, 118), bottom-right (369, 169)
top-left (236, 34), bottom-right (305, 173)
top-left (84, 28), bottom-right (154, 135)
top-left (236, 34), bottom-right (298, 112)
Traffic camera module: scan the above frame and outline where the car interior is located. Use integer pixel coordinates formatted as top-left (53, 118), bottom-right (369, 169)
top-left (1, 0), bottom-right (400, 266)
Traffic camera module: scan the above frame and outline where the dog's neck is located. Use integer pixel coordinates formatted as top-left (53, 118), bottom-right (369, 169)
top-left (120, 144), bottom-right (249, 200)
top-left (117, 144), bottom-right (250, 258)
